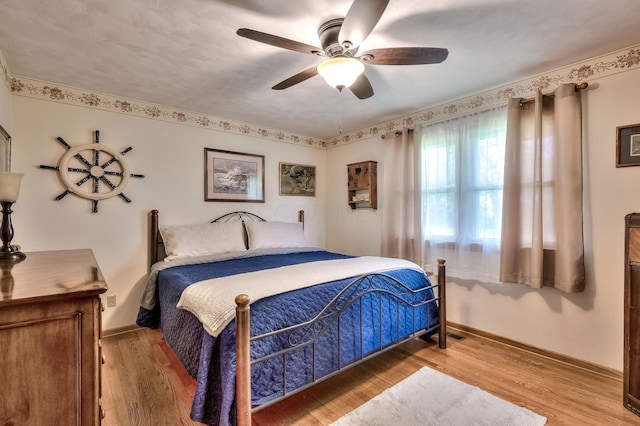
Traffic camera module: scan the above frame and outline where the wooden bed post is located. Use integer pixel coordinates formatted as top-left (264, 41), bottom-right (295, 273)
top-left (235, 294), bottom-right (252, 426)
top-left (298, 210), bottom-right (305, 230)
top-left (150, 209), bottom-right (159, 271)
top-left (437, 258), bottom-right (447, 349)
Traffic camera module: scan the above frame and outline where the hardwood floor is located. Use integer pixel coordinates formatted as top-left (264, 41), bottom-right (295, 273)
top-left (101, 327), bottom-right (640, 425)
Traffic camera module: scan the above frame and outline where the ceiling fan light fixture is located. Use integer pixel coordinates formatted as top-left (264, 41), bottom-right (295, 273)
top-left (317, 57), bottom-right (365, 92)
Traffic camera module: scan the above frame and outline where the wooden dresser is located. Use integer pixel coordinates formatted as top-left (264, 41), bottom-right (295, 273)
top-left (625, 214), bottom-right (640, 416)
top-left (0, 249), bottom-right (108, 425)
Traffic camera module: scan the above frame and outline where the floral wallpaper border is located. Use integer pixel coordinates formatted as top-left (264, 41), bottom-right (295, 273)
top-left (1, 43), bottom-right (639, 149)
top-left (6, 74), bottom-right (326, 148)
top-left (325, 43), bottom-right (640, 147)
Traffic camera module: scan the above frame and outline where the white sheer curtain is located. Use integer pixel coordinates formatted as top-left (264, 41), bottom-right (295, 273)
top-left (499, 84), bottom-right (585, 292)
top-left (419, 107), bottom-right (507, 281)
top-left (380, 128), bottom-right (421, 264)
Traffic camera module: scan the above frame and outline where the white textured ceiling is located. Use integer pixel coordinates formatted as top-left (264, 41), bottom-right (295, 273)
top-left (1, 0), bottom-right (639, 139)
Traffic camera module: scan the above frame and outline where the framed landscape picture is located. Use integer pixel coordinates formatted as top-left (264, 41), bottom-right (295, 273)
top-left (204, 148), bottom-right (264, 202)
top-left (616, 122), bottom-right (640, 167)
top-left (279, 162), bottom-right (316, 196)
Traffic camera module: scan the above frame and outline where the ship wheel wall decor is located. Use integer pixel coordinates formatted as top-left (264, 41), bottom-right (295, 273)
top-left (39, 130), bottom-right (145, 213)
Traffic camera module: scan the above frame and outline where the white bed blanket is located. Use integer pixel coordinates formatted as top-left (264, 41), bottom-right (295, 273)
top-left (177, 256), bottom-right (424, 337)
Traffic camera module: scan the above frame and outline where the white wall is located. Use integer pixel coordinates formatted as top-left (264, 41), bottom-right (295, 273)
top-left (326, 66), bottom-right (640, 371)
top-left (11, 97), bottom-right (327, 330)
top-left (326, 137), bottom-right (385, 256)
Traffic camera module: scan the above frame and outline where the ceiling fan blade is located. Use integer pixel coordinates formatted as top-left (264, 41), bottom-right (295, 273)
top-left (272, 67), bottom-right (319, 90)
top-left (338, 0), bottom-right (390, 50)
top-left (349, 73), bottom-right (374, 99)
top-left (237, 28), bottom-right (322, 55)
top-left (360, 47), bottom-right (449, 65)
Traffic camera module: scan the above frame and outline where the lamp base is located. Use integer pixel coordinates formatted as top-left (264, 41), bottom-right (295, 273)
top-left (0, 250), bottom-right (26, 263)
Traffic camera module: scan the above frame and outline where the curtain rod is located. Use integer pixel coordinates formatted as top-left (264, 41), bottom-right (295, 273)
top-left (382, 83), bottom-right (588, 138)
top-left (519, 82), bottom-right (588, 106)
top-left (381, 128), bottom-right (414, 139)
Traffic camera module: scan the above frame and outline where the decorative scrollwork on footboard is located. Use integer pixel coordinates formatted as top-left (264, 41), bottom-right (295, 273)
top-left (234, 259), bottom-right (447, 422)
top-left (245, 270), bottom-right (440, 412)
top-left (254, 272), bottom-right (435, 351)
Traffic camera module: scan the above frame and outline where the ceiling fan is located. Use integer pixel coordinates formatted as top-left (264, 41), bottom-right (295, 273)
top-left (236, 0), bottom-right (448, 99)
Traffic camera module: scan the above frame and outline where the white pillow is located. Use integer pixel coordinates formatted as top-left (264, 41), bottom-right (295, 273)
top-left (245, 221), bottom-right (307, 250)
top-left (160, 221), bottom-right (246, 260)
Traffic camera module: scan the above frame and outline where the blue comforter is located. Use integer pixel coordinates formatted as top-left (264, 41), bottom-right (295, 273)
top-left (137, 250), bottom-right (438, 426)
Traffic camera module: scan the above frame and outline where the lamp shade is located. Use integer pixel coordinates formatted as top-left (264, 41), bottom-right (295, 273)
top-left (317, 57), bottom-right (365, 91)
top-left (0, 172), bottom-right (24, 202)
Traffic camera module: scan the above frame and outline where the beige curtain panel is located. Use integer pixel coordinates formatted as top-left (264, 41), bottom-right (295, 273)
top-left (380, 128), bottom-right (421, 264)
top-left (499, 84), bottom-right (585, 292)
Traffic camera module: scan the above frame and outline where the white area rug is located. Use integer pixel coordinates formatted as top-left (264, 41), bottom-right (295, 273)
top-left (331, 366), bottom-right (547, 426)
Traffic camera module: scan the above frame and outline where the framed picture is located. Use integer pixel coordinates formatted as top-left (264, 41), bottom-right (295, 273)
top-left (279, 162), bottom-right (316, 196)
top-left (616, 123), bottom-right (640, 167)
top-left (0, 125), bottom-right (11, 172)
top-left (204, 148), bottom-right (264, 202)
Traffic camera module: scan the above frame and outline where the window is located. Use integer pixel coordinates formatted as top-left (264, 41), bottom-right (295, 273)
top-left (420, 107), bottom-right (507, 281)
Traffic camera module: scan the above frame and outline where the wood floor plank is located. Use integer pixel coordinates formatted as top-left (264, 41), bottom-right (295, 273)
top-left (102, 328), bottom-right (198, 425)
top-left (101, 327), bottom-right (640, 425)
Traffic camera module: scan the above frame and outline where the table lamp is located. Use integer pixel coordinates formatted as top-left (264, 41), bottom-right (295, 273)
top-left (0, 172), bottom-right (26, 262)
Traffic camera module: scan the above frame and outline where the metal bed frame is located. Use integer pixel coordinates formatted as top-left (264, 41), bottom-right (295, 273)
top-left (148, 209), bottom-right (446, 426)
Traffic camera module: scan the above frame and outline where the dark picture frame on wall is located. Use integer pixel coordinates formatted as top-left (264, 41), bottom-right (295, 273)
top-left (279, 162), bottom-right (316, 196)
top-left (204, 148), bottom-right (264, 202)
top-left (616, 123), bottom-right (640, 167)
top-left (0, 125), bottom-right (11, 172)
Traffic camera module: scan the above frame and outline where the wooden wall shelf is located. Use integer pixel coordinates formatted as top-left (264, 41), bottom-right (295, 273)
top-left (347, 161), bottom-right (377, 210)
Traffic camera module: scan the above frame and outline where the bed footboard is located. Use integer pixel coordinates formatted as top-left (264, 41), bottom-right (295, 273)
top-left (235, 258), bottom-right (447, 426)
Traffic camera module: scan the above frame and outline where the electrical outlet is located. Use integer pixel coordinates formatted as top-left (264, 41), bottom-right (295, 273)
top-left (106, 295), bottom-right (116, 307)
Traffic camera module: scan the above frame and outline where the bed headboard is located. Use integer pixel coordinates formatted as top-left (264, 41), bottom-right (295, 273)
top-left (148, 209), bottom-right (305, 270)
